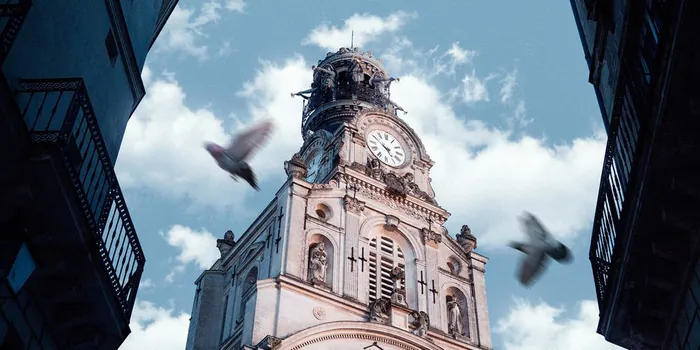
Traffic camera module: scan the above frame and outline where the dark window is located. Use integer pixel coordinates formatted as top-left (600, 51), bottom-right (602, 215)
top-left (105, 29), bottom-right (119, 67)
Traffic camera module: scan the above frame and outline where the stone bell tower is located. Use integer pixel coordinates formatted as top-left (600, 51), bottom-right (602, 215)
top-left (184, 47), bottom-right (493, 350)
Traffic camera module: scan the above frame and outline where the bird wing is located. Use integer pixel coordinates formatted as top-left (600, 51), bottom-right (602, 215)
top-left (225, 120), bottom-right (275, 162)
top-left (520, 211), bottom-right (549, 244)
top-left (517, 248), bottom-right (549, 286)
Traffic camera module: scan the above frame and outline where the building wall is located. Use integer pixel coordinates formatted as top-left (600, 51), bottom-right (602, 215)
top-left (3, 0), bottom-right (165, 162)
top-left (669, 261), bottom-right (700, 349)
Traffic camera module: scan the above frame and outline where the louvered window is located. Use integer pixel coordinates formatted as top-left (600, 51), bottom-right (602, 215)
top-left (368, 236), bottom-right (405, 303)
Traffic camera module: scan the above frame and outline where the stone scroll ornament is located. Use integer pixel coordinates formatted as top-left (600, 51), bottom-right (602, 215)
top-left (368, 298), bottom-right (391, 322)
top-left (410, 310), bottom-right (430, 337)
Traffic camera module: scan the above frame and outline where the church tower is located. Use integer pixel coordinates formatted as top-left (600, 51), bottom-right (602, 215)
top-left (185, 48), bottom-right (493, 350)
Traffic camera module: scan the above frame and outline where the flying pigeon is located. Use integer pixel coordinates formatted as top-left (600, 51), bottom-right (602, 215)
top-left (509, 211), bottom-right (573, 286)
top-left (204, 119), bottom-right (275, 190)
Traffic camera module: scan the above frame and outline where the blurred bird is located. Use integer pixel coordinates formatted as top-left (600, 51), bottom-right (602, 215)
top-left (203, 119), bottom-right (275, 190)
top-left (509, 211), bottom-right (573, 287)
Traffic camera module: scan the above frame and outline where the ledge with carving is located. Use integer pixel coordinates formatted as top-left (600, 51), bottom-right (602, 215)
top-left (336, 169), bottom-right (449, 225)
top-left (350, 159), bottom-right (438, 205)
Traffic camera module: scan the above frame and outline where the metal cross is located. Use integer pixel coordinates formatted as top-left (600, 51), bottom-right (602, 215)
top-left (347, 247), bottom-right (357, 272)
top-left (265, 227), bottom-right (272, 249)
top-left (275, 207), bottom-right (284, 253)
top-left (358, 247), bottom-right (368, 272)
top-left (418, 271), bottom-right (427, 294)
top-left (429, 279), bottom-right (439, 304)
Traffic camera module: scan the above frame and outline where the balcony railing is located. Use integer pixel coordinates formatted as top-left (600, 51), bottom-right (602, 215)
top-left (15, 78), bottom-right (145, 320)
top-left (0, 0), bottom-right (32, 64)
top-left (589, 13), bottom-right (660, 311)
top-left (301, 82), bottom-right (396, 129)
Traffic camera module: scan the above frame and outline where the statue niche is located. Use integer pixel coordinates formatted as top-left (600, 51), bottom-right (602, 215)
top-left (307, 239), bottom-right (332, 287)
top-left (445, 288), bottom-right (469, 339)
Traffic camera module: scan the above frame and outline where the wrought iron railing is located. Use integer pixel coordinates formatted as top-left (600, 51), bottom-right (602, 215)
top-left (15, 78), bottom-right (145, 320)
top-left (0, 0), bottom-right (31, 64)
top-left (301, 83), bottom-right (395, 128)
top-left (588, 4), bottom-right (661, 310)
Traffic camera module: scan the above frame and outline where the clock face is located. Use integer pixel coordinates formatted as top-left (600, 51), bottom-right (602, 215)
top-left (305, 152), bottom-right (323, 182)
top-left (367, 130), bottom-right (406, 166)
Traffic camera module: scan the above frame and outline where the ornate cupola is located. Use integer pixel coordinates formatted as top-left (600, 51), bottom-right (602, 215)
top-left (292, 47), bottom-right (404, 137)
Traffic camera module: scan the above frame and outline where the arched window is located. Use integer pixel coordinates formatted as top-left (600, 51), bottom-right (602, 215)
top-left (368, 236), bottom-right (405, 303)
top-left (237, 267), bottom-right (258, 322)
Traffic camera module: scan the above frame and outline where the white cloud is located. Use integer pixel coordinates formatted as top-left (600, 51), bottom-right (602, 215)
top-left (508, 100), bottom-right (533, 128)
top-left (130, 13), bottom-right (606, 249)
top-left (162, 225), bottom-right (219, 281)
top-left (116, 67), bottom-right (252, 210)
top-left (500, 68), bottom-right (518, 104)
top-left (390, 74), bottom-right (605, 247)
top-left (224, 0), bottom-right (246, 12)
top-left (303, 11), bottom-right (417, 52)
top-left (155, 1), bottom-right (244, 60)
top-left (119, 301), bottom-right (190, 350)
top-left (434, 42), bottom-right (477, 77)
top-left (496, 299), bottom-right (623, 350)
top-left (458, 69), bottom-right (496, 104)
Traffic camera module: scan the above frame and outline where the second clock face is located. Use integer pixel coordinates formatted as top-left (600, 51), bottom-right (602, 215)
top-left (306, 152), bottom-right (323, 182)
top-left (367, 129), bottom-right (406, 166)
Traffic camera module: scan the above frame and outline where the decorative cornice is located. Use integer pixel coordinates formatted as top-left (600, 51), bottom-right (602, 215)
top-left (337, 169), bottom-right (449, 224)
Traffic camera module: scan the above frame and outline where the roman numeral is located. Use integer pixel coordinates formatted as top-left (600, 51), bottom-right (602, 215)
top-left (377, 152), bottom-right (383, 158)
top-left (371, 146), bottom-right (378, 150)
top-left (395, 151), bottom-right (403, 156)
top-left (369, 139), bottom-right (377, 144)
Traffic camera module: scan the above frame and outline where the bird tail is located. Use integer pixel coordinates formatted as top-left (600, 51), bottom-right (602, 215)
top-left (239, 165), bottom-right (259, 191)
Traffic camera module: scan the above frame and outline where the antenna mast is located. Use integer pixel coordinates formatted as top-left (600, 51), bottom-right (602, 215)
top-left (351, 30), bottom-right (354, 48)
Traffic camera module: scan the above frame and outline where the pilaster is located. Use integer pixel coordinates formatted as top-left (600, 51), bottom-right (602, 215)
top-left (281, 181), bottom-right (310, 280)
top-left (342, 194), bottom-right (364, 299)
top-left (470, 252), bottom-right (492, 349)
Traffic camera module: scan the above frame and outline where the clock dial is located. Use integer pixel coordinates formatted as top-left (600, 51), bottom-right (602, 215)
top-left (367, 130), bottom-right (406, 166)
top-left (305, 152), bottom-right (323, 182)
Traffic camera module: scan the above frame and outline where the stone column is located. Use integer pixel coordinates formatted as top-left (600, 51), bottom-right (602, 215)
top-left (342, 194), bottom-right (364, 299)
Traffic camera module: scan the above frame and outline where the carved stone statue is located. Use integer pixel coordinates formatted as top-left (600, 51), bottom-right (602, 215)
top-left (456, 225), bottom-right (478, 254)
top-left (313, 64), bottom-right (337, 101)
top-left (216, 230), bottom-right (235, 256)
top-left (308, 242), bottom-right (328, 285)
top-left (390, 266), bottom-right (406, 305)
top-left (410, 310), bottom-right (430, 337)
top-left (367, 158), bottom-right (383, 180)
top-left (369, 298), bottom-right (391, 322)
top-left (349, 59), bottom-right (365, 85)
top-left (446, 296), bottom-right (464, 337)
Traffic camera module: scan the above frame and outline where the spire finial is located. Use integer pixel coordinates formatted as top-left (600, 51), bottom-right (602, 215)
top-left (351, 30), bottom-right (354, 48)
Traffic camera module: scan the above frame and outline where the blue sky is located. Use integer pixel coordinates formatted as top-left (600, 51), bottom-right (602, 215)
top-left (116, 1), bottom-right (623, 349)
